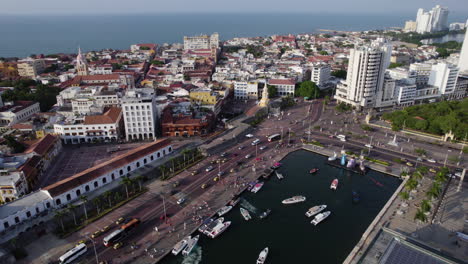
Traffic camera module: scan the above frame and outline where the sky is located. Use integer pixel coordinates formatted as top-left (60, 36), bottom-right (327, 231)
top-left (2, 0), bottom-right (468, 15)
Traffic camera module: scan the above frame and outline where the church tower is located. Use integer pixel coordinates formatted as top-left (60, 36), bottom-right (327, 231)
top-left (76, 47), bottom-right (89, 76)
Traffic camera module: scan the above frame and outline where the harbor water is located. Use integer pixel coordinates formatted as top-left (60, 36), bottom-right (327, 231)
top-left (161, 150), bottom-right (401, 264)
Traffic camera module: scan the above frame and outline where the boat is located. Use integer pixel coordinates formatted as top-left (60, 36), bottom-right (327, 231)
top-left (229, 198), bottom-right (240, 207)
top-left (247, 180), bottom-right (259, 191)
top-left (208, 221), bottom-right (232, 238)
top-left (311, 211), bottom-right (331, 225)
top-left (256, 247), bottom-right (269, 264)
top-left (341, 154), bottom-right (347, 166)
top-left (359, 161), bottom-right (366, 172)
top-left (347, 158), bottom-right (356, 168)
top-left (217, 206), bottom-right (233, 216)
top-left (202, 217), bottom-right (224, 235)
top-left (251, 182), bottom-right (264, 193)
top-left (352, 191), bottom-right (360, 203)
top-left (172, 236), bottom-right (190, 255)
top-left (270, 162), bottom-right (282, 170)
top-left (305, 205), bottom-right (327, 217)
top-left (259, 209), bottom-right (271, 219)
top-left (198, 218), bottom-right (214, 233)
top-left (330, 179), bottom-right (338, 190)
top-left (309, 168), bottom-right (319, 174)
top-left (276, 171), bottom-right (284, 180)
top-left (282, 196), bottom-right (306, 204)
top-left (240, 207), bottom-right (252, 221)
top-left (328, 152), bottom-right (337, 161)
top-left (182, 235), bottom-right (199, 256)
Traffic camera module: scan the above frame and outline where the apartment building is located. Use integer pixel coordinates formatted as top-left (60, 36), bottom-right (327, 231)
top-left (121, 89), bottom-right (158, 141)
top-left (17, 59), bottom-right (46, 79)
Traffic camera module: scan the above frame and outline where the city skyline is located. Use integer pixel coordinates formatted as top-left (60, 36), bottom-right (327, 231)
top-left (2, 0), bottom-right (468, 14)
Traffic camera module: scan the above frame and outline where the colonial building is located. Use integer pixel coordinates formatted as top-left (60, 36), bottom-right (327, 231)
top-left (17, 58), bottom-right (45, 79)
top-left (0, 101), bottom-right (40, 127)
top-left (161, 101), bottom-right (214, 137)
top-left (268, 79), bottom-right (296, 96)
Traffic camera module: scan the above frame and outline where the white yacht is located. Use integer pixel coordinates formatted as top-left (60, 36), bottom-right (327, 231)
top-left (276, 171), bottom-right (284, 180)
top-left (251, 182), bottom-right (264, 193)
top-left (171, 236), bottom-right (190, 255)
top-left (256, 247), bottom-right (269, 264)
top-left (305, 205), bottom-right (327, 218)
top-left (240, 207), bottom-right (252, 221)
top-left (328, 152), bottom-right (337, 161)
top-left (282, 196), bottom-right (306, 204)
top-left (182, 235), bottom-right (199, 256)
top-left (208, 221), bottom-right (232, 238)
top-left (217, 205), bottom-right (233, 216)
top-left (202, 217), bottom-right (224, 235)
top-left (311, 211), bottom-right (331, 225)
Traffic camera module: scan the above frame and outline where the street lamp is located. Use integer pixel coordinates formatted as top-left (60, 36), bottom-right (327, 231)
top-left (82, 233), bottom-right (99, 264)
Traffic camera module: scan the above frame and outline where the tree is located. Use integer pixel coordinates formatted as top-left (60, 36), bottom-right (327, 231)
top-left (67, 204), bottom-right (78, 226)
top-left (93, 198), bottom-right (102, 214)
top-left (399, 191), bottom-right (410, 201)
top-left (389, 62), bottom-right (405, 69)
top-left (267, 85), bottom-right (277, 98)
top-left (414, 209), bottom-right (427, 223)
top-left (54, 210), bottom-right (66, 232)
top-left (296, 81), bottom-right (320, 99)
top-left (151, 60), bottom-right (165, 65)
top-left (426, 182), bottom-right (441, 200)
top-left (181, 148), bottom-right (190, 167)
top-left (405, 178), bottom-right (418, 191)
top-left (414, 148), bottom-right (427, 156)
top-left (103, 191), bottom-right (113, 208)
top-left (80, 195), bottom-right (88, 220)
top-left (331, 70), bottom-right (347, 79)
top-left (159, 165), bottom-right (168, 180)
top-left (318, 51), bottom-right (328, 55)
top-left (421, 199), bottom-right (431, 213)
top-left (416, 166), bottom-right (429, 176)
top-left (4, 135), bottom-right (25, 153)
top-left (121, 177), bottom-right (133, 199)
top-left (135, 175), bottom-right (144, 192)
top-left (114, 191), bottom-right (123, 202)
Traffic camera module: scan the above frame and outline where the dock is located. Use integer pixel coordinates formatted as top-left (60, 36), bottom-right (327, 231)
top-left (326, 160), bottom-right (367, 175)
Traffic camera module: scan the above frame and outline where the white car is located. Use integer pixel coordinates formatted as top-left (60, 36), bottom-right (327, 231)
top-left (365, 144), bottom-right (373, 149)
top-left (245, 134), bottom-right (254, 138)
top-left (177, 198), bottom-right (186, 205)
top-left (259, 146), bottom-right (267, 150)
top-left (206, 166), bottom-right (214, 172)
top-left (245, 154), bottom-right (252, 159)
top-left (251, 139), bottom-right (260, 145)
top-left (427, 159), bottom-right (436, 163)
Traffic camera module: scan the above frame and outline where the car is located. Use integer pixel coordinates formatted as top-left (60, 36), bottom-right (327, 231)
top-left (406, 162), bottom-right (414, 167)
top-left (365, 144), bottom-right (373, 149)
top-left (101, 225), bottom-right (110, 233)
top-left (427, 158), bottom-right (436, 163)
top-left (172, 181), bottom-right (180, 187)
top-left (177, 198), bottom-right (186, 205)
top-left (259, 146), bottom-right (267, 150)
top-left (76, 239), bottom-right (87, 246)
top-left (238, 146), bottom-right (245, 150)
top-left (211, 159), bottom-right (218, 164)
top-left (217, 171), bottom-right (225, 177)
top-left (113, 242), bottom-right (123, 250)
top-left (429, 168), bottom-right (436, 173)
top-left (230, 168), bottom-right (236, 173)
top-left (417, 157), bottom-right (423, 162)
top-left (454, 172), bottom-right (462, 177)
top-left (201, 183), bottom-right (208, 189)
top-left (213, 176), bottom-right (220, 182)
top-left (220, 152), bottom-right (228, 157)
top-left (191, 170), bottom-right (199, 176)
top-left (206, 166), bottom-right (214, 172)
top-left (91, 230), bottom-right (102, 238)
top-left (251, 139), bottom-right (260, 145)
top-left (245, 134), bottom-right (254, 138)
top-left (115, 217), bottom-right (125, 225)
top-left (245, 154), bottom-right (252, 159)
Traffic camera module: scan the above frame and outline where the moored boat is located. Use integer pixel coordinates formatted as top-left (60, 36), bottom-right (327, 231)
top-left (311, 211), bottom-right (331, 225)
top-left (251, 182), bottom-right (264, 193)
top-left (330, 179), bottom-right (338, 190)
top-left (276, 171), bottom-right (284, 180)
top-left (202, 217), bottom-right (224, 235)
top-left (229, 198), bottom-right (240, 207)
top-left (217, 206), bottom-right (233, 216)
top-left (347, 158), bottom-right (356, 168)
top-left (282, 195), bottom-right (306, 204)
top-left (309, 168), bottom-right (319, 174)
top-left (305, 205), bottom-right (327, 217)
top-left (240, 207), bottom-right (252, 221)
top-left (328, 152), bottom-right (337, 161)
top-left (259, 209), bottom-right (271, 219)
top-left (182, 235), bottom-right (199, 256)
top-left (256, 247), bottom-right (269, 264)
top-left (172, 236), bottom-right (190, 255)
top-left (198, 218), bottom-right (214, 233)
top-left (208, 221), bottom-right (231, 238)
top-left (271, 162), bottom-right (282, 170)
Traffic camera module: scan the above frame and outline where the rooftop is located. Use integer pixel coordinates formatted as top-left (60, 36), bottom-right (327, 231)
top-left (0, 191), bottom-right (51, 220)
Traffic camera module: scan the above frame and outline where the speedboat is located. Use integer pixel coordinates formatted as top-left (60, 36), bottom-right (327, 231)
top-left (330, 179), bottom-right (338, 190)
top-left (282, 196), bottom-right (306, 204)
top-left (208, 221), bottom-right (231, 238)
top-left (172, 236), bottom-right (190, 255)
top-left (352, 191), bottom-right (360, 203)
top-left (311, 211), bottom-right (331, 225)
top-left (198, 218), bottom-right (214, 233)
top-left (182, 235), bottom-right (199, 256)
top-left (251, 182), bottom-right (264, 193)
top-left (309, 168), bottom-right (319, 174)
top-left (217, 206), bottom-right (233, 216)
top-left (328, 152), bottom-right (337, 161)
top-left (240, 207), bottom-right (252, 221)
top-left (271, 162), bottom-right (282, 170)
top-left (305, 205), bottom-right (327, 217)
top-left (256, 247), bottom-right (269, 264)
top-left (202, 217), bottom-right (224, 235)
top-left (259, 209), bottom-right (271, 219)
top-left (276, 171), bottom-right (284, 180)
top-left (247, 180), bottom-right (259, 191)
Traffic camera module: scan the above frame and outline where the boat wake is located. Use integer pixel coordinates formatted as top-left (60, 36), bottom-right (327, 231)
top-left (181, 246), bottom-right (202, 264)
top-left (240, 198), bottom-right (259, 214)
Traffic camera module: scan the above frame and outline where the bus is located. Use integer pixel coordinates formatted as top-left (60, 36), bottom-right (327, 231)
top-left (337, 134), bottom-right (346, 142)
top-left (268, 134), bottom-right (281, 142)
top-left (103, 218), bottom-right (140, 247)
top-left (58, 243), bottom-right (87, 264)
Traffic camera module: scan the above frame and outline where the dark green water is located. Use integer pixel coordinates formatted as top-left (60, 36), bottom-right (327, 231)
top-left (161, 150), bottom-right (401, 264)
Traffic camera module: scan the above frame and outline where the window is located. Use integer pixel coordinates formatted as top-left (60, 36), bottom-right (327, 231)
top-left (76, 189), bottom-right (81, 196)
top-left (94, 181), bottom-right (98, 188)
top-left (36, 208), bottom-right (40, 213)
top-left (56, 199), bottom-right (61, 205)
top-left (144, 158), bottom-right (147, 164)
top-left (26, 211), bottom-right (31, 218)
top-left (46, 202), bottom-right (51, 208)
top-left (85, 185), bottom-right (90, 192)
top-left (150, 155), bottom-right (154, 161)
top-left (3, 222), bottom-right (9, 229)
top-left (102, 177), bottom-right (107, 184)
top-left (66, 194), bottom-right (71, 201)
top-left (119, 169), bottom-right (123, 176)
top-left (136, 162), bottom-right (140, 168)
top-left (111, 173), bottom-right (115, 180)
top-left (14, 217), bottom-right (20, 224)
top-left (127, 166), bottom-right (131, 172)
top-left (157, 152), bottom-right (161, 158)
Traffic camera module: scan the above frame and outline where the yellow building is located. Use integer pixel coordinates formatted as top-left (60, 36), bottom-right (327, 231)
top-left (17, 59), bottom-right (45, 78)
top-left (189, 89), bottom-right (219, 105)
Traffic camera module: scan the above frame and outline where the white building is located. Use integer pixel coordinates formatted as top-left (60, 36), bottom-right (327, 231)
top-left (404, 20), bottom-right (417, 32)
top-left (310, 63), bottom-right (331, 88)
top-left (0, 101), bottom-right (40, 127)
top-left (234, 81), bottom-right (259, 99)
top-left (428, 62), bottom-right (459, 96)
top-left (122, 89), bottom-right (157, 141)
top-left (458, 32), bottom-right (468, 74)
top-left (335, 38), bottom-right (392, 109)
top-left (17, 58), bottom-right (46, 79)
top-left (410, 62), bottom-right (433, 87)
top-left (183, 33), bottom-right (219, 51)
top-left (415, 5), bottom-right (449, 33)
top-left (268, 79), bottom-right (296, 97)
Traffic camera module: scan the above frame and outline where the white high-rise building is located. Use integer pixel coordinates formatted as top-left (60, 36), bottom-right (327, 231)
top-left (122, 89), bottom-right (157, 141)
top-left (310, 63), bottom-right (331, 88)
top-left (414, 5), bottom-right (449, 33)
top-left (458, 32), bottom-right (468, 73)
top-left (428, 62), bottom-right (459, 96)
top-left (183, 33), bottom-right (219, 51)
top-left (335, 38), bottom-right (392, 109)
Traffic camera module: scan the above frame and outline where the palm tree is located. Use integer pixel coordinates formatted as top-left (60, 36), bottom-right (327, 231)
top-left (416, 166), bottom-right (429, 176)
top-left (405, 178), bottom-right (418, 191)
top-left (135, 175), bottom-right (144, 192)
top-left (121, 177), bottom-right (132, 199)
top-left (414, 209), bottom-right (427, 223)
top-left (435, 171), bottom-right (447, 183)
top-left (421, 199), bottom-right (431, 213)
top-left (114, 192), bottom-right (122, 203)
top-left (67, 204), bottom-right (78, 226)
top-left (400, 171), bottom-right (408, 178)
top-left (159, 165), bottom-right (167, 180)
top-left (93, 198), bottom-right (102, 214)
top-left (399, 191), bottom-right (410, 201)
top-left (169, 157), bottom-right (175, 172)
top-left (80, 195), bottom-right (88, 220)
top-left (181, 148), bottom-right (190, 167)
top-left (54, 210), bottom-right (66, 233)
top-left (426, 182), bottom-right (441, 200)
top-left (103, 191), bottom-right (113, 208)
top-left (412, 171), bottom-right (423, 181)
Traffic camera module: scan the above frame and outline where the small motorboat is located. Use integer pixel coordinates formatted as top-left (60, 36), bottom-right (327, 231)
top-left (311, 211), bottom-right (331, 226)
top-left (256, 247), bottom-right (269, 264)
top-left (330, 179), bottom-right (338, 190)
top-left (282, 196), bottom-right (306, 204)
top-left (240, 207), bottom-right (252, 221)
top-left (259, 209), bottom-right (271, 219)
top-left (217, 206), bottom-right (233, 216)
top-left (270, 162), bottom-right (282, 170)
top-left (305, 205), bottom-right (327, 217)
top-left (328, 152), bottom-right (337, 161)
top-left (309, 168), bottom-right (319, 174)
top-left (276, 171), bottom-right (284, 180)
top-left (251, 182), bottom-right (264, 193)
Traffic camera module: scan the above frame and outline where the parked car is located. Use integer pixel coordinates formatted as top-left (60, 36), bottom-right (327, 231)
top-left (206, 166), bottom-right (214, 172)
top-left (427, 158), bottom-right (436, 163)
top-left (406, 162), bottom-right (414, 167)
top-left (101, 225), bottom-right (110, 233)
top-left (245, 134), bottom-right (254, 138)
top-left (364, 144), bottom-right (373, 149)
top-left (177, 198), bottom-right (186, 205)
top-left (115, 217), bottom-right (125, 225)
top-left (113, 242), bottom-right (123, 250)
top-left (259, 146), bottom-right (267, 150)
top-left (91, 230), bottom-right (102, 238)
top-left (245, 154), bottom-right (252, 159)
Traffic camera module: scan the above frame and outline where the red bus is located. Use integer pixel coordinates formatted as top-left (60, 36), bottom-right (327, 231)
top-left (103, 218), bottom-right (140, 247)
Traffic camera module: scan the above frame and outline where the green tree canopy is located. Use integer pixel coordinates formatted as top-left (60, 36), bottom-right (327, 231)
top-left (296, 81), bottom-right (320, 99)
top-left (331, 70), bottom-right (347, 79)
top-left (267, 85), bottom-right (277, 98)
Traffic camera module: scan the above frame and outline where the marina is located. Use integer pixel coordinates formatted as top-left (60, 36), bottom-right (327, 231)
top-left (161, 150), bottom-right (400, 264)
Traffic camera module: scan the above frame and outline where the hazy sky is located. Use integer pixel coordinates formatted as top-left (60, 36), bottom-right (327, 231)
top-left (2, 0), bottom-right (468, 14)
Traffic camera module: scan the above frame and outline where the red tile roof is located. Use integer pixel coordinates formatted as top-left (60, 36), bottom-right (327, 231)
top-left (268, 79), bottom-right (295, 86)
top-left (43, 138), bottom-right (172, 197)
top-left (25, 134), bottom-right (58, 156)
top-left (84, 107), bottom-right (122, 125)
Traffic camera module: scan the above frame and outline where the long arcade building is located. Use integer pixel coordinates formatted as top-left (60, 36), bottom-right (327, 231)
top-left (0, 139), bottom-right (173, 233)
